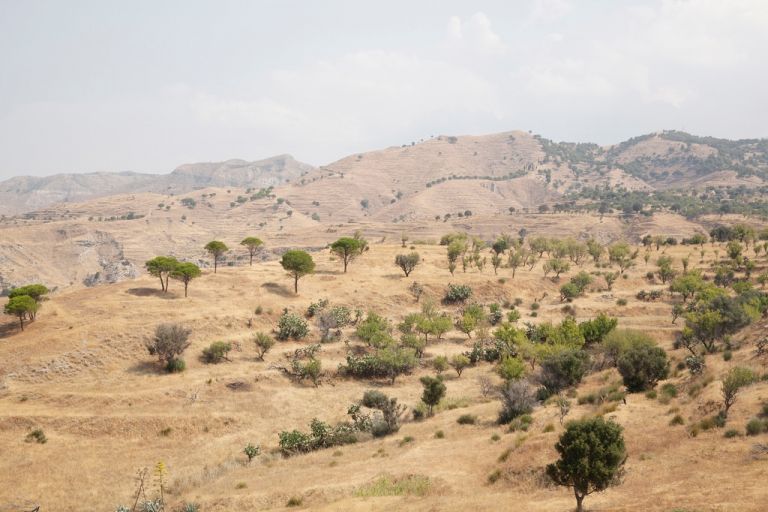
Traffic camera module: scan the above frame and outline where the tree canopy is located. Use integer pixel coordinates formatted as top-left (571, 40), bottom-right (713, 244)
top-left (281, 250), bottom-right (316, 293)
top-left (240, 237), bottom-right (264, 266)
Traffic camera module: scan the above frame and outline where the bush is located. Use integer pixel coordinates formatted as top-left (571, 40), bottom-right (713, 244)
top-left (457, 414), bottom-right (477, 425)
top-left (444, 284), bottom-right (472, 303)
top-left (539, 350), bottom-right (590, 393)
top-left (277, 312), bottom-right (310, 340)
top-left (360, 390), bottom-right (407, 437)
top-left (600, 329), bottom-right (655, 367)
top-left (166, 358), bottom-right (186, 373)
top-left (746, 418), bottom-right (766, 436)
top-left (498, 380), bottom-right (536, 424)
top-left (146, 323), bottom-right (192, 371)
top-left (617, 344), bottom-right (669, 392)
top-left (724, 429), bottom-right (741, 438)
top-left (253, 332), bottom-right (275, 360)
top-left (509, 414), bottom-right (534, 432)
top-left (616, 298), bottom-right (628, 306)
top-left (202, 341), bottom-right (232, 363)
top-left (25, 428), bottom-right (47, 444)
top-left (669, 414), bottom-right (684, 426)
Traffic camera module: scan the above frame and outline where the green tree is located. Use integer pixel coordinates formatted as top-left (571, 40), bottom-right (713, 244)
top-left (450, 354), bottom-right (471, 377)
top-left (240, 236), bottom-right (264, 266)
top-left (204, 241), bottom-right (229, 273)
top-left (543, 258), bottom-right (571, 278)
top-left (280, 250), bottom-right (316, 293)
top-left (330, 237), bottom-right (363, 273)
top-left (253, 332), bottom-right (275, 360)
top-left (3, 295), bottom-right (38, 331)
top-left (669, 271), bottom-right (705, 302)
top-left (546, 417), bottom-right (627, 512)
top-left (420, 376), bottom-right (446, 416)
top-left (170, 262), bottom-right (201, 297)
top-left (8, 284), bottom-right (49, 302)
top-left (616, 344), bottom-right (669, 392)
top-left (394, 252), bottom-right (420, 277)
top-left (145, 256), bottom-right (179, 292)
top-left (586, 239), bottom-right (603, 263)
top-left (721, 366), bottom-right (757, 416)
top-left (608, 243), bottom-right (634, 274)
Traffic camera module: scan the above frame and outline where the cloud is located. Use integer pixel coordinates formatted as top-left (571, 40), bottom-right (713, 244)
top-left (446, 12), bottom-right (508, 56)
top-left (529, 0), bottom-right (572, 22)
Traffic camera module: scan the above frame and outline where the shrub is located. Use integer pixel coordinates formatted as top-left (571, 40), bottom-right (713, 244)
top-left (723, 350), bottom-right (733, 361)
top-left (497, 356), bottom-right (526, 381)
top-left (395, 252), bottom-right (420, 277)
top-left (307, 299), bottom-right (329, 317)
top-left (361, 390), bottom-right (407, 437)
top-left (356, 312), bottom-right (392, 346)
top-left (617, 344), bottom-right (669, 392)
top-left (146, 323), bottom-right (192, 371)
top-left (457, 414), bottom-right (477, 425)
top-left (539, 350), bottom-right (590, 393)
top-left (669, 414), bottom-right (684, 426)
top-left (579, 314), bottom-right (618, 346)
top-left (600, 329), bottom-right (655, 367)
top-left (450, 354), bottom-right (471, 377)
top-left (25, 428), bottom-right (47, 444)
top-left (434, 430), bottom-right (445, 439)
top-left (276, 312), bottom-right (310, 340)
top-left (444, 284), bottom-right (472, 303)
top-left (166, 358), bottom-right (186, 373)
top-left (243, 443), bottom-right (261, 463)
top-left (202, 341), bottom-right (232, 363)
top-left (420, 376), bottom-right (447, 416)
top-left (432, 355), bottom-right (449, 374)
top-left (498, 380), bottom-right (536, 424)
top-left (286, 497), bottom-right (303, 507)
top-left (722, 366), bottom-right (757, 416)
top-left (341, 347), bottom-right (417, 384)
top-left (724, 429), bottom-right (741, 438)
top-left (253, 332), bottom-right (275, 360)
top-left (616, 298), bottom-right (627, 306)
top-left (509, 414), bottom-right (534, 432)
top-left (746, 418), bottom-right (766, 436)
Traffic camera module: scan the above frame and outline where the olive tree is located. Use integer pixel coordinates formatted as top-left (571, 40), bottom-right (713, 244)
top-left (204, 241), bottom-right (229, 273)
top-left (395, 252), bottom-right (420, 277)
top-left (721, 366), bottom-right (757, 416)
top-left (546, 417), bottom-right (627, 512)
top-left (280, 250), bottom-right (315, 293)
top-left (240, 236), bottom-right (264, 266)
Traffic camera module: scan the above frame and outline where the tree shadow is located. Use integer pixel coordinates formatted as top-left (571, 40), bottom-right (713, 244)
top-left (125, 288), bottom-right (178, 299)
top-left (261, 282), bottom-right (295, 298)
top-left (0, 321), bottom-right (21, 339)
top-left (126, 360), bottom-right (161, 375)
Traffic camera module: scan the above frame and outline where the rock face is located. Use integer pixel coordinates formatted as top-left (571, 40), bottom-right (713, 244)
top-left (81, 231), bottom-right (138, 287)
top-left (0, 155), bottom-right (315, 215)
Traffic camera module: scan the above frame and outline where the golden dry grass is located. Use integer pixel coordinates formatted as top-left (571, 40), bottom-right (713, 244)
top-left (0, 242), bottom-right (767, 511)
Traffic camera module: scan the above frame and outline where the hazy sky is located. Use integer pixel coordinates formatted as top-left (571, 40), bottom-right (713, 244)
top-left (1, 0), bottom-right (767, 179)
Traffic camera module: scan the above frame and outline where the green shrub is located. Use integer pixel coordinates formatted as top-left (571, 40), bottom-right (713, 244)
top-left (543, 423), bottom-right (555, 433)
top-left (243, 443), bottom-right (261, 463)
top-left (746, 418), bottom-right (766, 436)
top-left (276, 312), bottom-right (310, 340)
top-left (723, 349), bottom-right (733, 361)
top-left (166, 358), bottom-right (186, 373)
top-left (531, 302), bottom-right (540, 311)
top-left (617, 344), bottom-right (669, 392)
top-left (286, 496), bottom-right (303, 507)
top-left (540, 349), bottom-right (590, 393)
top-left (490, 433), bottom-right (500, 442)
top-left (660, 383), bottom-right (678, 398)
top-left (457, 414), bottom-right (477, 425)
top-left (724, 429), bottom-right (741, 438)
top-left (434, 430), bottom-right (445, 439)
top-left (487, 469), bottom-right (503, 484)
top-left (202, 341), bottom-right (232, 363)
top-left (645, 390), bottom-right (657, 400)
top-left (509, 414), bottom-right (533, 432)
top-left (25, 428), bottom-right (47, 444)
top-left (669, 414), bottom-right (684, 426)
top-left (444, 284), bottom-right (472, 303)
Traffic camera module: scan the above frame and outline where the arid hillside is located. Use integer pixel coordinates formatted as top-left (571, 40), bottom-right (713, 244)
top-left (1, 241), bottom-right (767, 511)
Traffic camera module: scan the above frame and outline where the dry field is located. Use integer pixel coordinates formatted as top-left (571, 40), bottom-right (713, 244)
top-left (1, 242), bottom-right (767, 511)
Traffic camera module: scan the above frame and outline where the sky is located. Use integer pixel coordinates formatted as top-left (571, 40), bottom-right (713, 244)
top-left (0, 0), bottom-right (767, 179)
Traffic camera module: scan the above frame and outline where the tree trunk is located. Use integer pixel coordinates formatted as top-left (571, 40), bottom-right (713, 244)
top-left (184, 281), bottom-right (189, 297)
top-left (159, 275), bottom-right (166, 292)
top-left (19, 315), bottom-right (24, 331)
top-left (249, 252), bottom-right (254, 266)
top-left (343, 258), bottom-right (348, 273)
top-left (575, 491), bottom-right (584, 512)
top-left (294, 275), bottom-right (299, 294)
top-left (165, 274), bottom-right (170, 292)
top-left (214, 256), bottom-right (218, 273)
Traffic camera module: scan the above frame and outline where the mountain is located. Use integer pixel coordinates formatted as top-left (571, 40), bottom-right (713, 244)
top-left (0, 155), bottom-right (314, 216)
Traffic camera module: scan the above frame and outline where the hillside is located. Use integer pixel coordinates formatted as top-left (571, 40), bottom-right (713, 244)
top-left (1, 242), bottom-right (767, 511)
top-left (0, 155), bottom-right (314, 216)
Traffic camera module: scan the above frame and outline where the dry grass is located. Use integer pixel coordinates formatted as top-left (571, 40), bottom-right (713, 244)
top-left (0, 242), bottom-right (767, 510)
